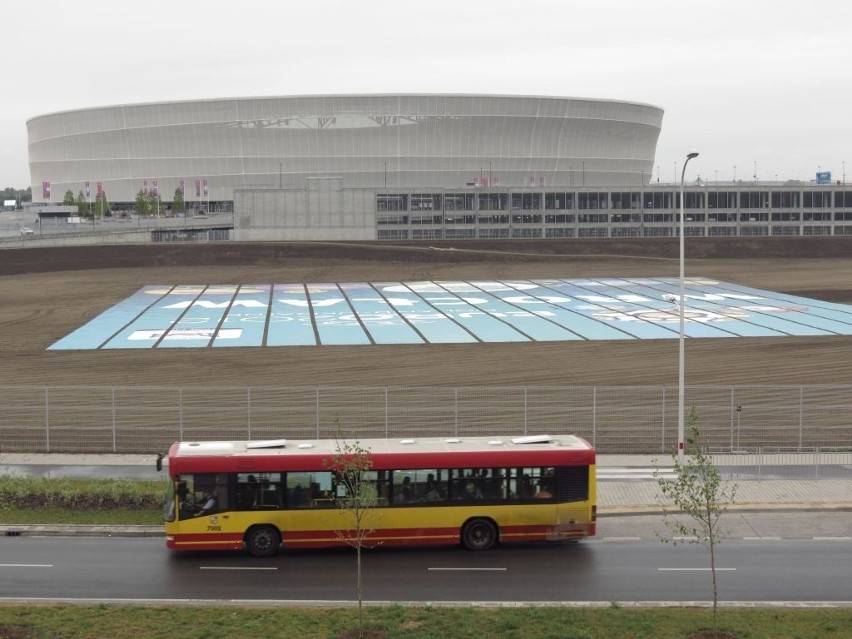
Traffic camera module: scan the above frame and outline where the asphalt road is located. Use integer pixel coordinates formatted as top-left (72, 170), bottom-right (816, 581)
top-left (2, 524), bottom-right (850, 605)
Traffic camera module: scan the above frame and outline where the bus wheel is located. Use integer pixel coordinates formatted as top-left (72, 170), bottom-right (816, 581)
top-left (245, 525), bottom-right (281, 557)
top-left (462, 518), bottom-right (497, 551)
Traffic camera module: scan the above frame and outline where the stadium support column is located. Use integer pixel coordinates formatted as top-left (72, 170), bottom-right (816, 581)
top-left (678, 150), bottom-right (699, 462)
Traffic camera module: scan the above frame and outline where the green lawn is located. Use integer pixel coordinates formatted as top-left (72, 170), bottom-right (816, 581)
top-left (0, 605), bottom-right (850, 639)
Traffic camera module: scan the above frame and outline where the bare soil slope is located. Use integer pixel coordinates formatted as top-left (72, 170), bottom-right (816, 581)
top-left (2, 239), bottom-right (851, 388)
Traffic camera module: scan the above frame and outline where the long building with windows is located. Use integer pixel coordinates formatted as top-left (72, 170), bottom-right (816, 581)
top-left (234, 180), bottom-right (852, 241)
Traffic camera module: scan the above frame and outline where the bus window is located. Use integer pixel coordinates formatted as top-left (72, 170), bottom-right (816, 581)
top-left (415, 469), bottom-right (446, 502)
top-left (535, 467), bottom-right (555, 499)
top-left (452, 468), bottom-right (483, 501)
top-left (236, 474), bottom-right (259, 509)
top-left (358, 470), bottom-right (389, 506)
top-left (393, 470), bottom-right (416, 504)
top-left (287, 471), bottom-right (332, 508)
top-left (181, 473), bottom-right (232, 517)
top-left (483, 468), bottom-right (507, 499)
top-left (509, 467), bottom-right (554, 500)
top-left (237, 473), bottom-right (283, 510)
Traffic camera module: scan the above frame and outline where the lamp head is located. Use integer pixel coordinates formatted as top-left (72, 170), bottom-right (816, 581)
top-left (687, 151), bottom-right (699, 160)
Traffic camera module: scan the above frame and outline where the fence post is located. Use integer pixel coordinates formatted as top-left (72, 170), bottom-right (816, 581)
top-left (798, 386), bottom-right (804, 451)
top-left (730, 387), bottom-right (735, 451)
top-left (592, 386), bottom-right (597, 448)
top-left (247, 387), bottom-right (252, 441)
top-left (44, 387), bottom-right (50, 453)
top-left (112, 387), bottom-right (117, 453)
top-left (454, 387), bottom-right (458, 437)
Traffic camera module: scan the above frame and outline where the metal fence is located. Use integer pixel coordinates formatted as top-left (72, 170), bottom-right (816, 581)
top-left (2, 384), bottom-right (851, 457)
top-left (708, 447), bottom-right (852, 480)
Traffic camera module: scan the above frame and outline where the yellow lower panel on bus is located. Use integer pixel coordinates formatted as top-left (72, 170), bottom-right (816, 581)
top-left (165, 502), bottom-right (593, 551)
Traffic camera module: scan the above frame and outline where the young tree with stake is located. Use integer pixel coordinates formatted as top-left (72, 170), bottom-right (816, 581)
top-left (324, 428), bottom-right (379, 639)
top-left (655, 408), bottom-right (738, 638)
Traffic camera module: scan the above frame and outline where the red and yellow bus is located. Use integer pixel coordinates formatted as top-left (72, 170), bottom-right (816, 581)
top-left (160, 434), bottom-right (596, 557)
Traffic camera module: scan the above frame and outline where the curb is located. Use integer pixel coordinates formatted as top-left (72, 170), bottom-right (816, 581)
top-left (1, 525), bottom-right (162, 538)
top-left (599, 502), bottom-right (852, 516)
top-left (3, 503), bottom-right (851, 537)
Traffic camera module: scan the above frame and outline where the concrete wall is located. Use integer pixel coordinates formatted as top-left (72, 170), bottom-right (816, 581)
top-left (234, 177), bottom-right (377, 241)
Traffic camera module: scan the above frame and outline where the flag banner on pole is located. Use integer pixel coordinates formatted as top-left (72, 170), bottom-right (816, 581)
top-left (203, 179), bottom-right (209, 196)
top-left (85, 181), bottom-right (91, 199)
top-left (152, 180), bottom-right (159, 197)
top-left (195, 178), bottom-right (201, 197)
top-left (143, 180), bottom-right (148, 195)
top-left (179, 178), bottom-right (185, 194)
top-left (96, 181), bottom-right (104, 197)
top-left (42, 181), bottom-right (51, 200)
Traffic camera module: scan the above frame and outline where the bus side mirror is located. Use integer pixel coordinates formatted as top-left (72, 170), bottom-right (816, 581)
top-left (156, 453), bottom-right (164, 472)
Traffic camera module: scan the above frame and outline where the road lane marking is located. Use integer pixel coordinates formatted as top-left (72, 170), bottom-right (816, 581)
top-left (744, 536), bottom-right (781, 540)
top-left (601, 537), bottom-right (641, 542)
top-left (0, 564), bottom-right (53, 568)
top-left (428, 567), bottom-right (507, 572)
top-left (200, 566), bottom-right (278, 571)
top-left (813, 537), bottom-right (852, 541)
top-left (658, 568), bottom-right (737, 571)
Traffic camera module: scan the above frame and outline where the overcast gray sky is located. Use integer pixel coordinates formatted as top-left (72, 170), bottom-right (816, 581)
top-left (3, 0), bottom-right (850, 188)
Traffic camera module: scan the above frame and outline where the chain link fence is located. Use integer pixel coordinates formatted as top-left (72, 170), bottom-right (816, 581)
top-left (2, 384), bottom-right (851, 456)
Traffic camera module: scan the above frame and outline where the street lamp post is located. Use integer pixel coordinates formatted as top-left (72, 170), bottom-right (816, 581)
top-left (678, 150), bottom-right (699, 462)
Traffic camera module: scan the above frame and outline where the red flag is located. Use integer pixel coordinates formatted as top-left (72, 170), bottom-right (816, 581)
top-left (42, 181), bottom-right (51, 200)
top-left (195, 179), bottom-right (201, 197)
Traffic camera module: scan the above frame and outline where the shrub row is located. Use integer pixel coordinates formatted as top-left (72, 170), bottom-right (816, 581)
top-left (0, 476), bottom-right (164, 510)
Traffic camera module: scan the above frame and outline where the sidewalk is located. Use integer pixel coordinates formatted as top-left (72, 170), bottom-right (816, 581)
top-left (596, 453), bottom-right (852, 514)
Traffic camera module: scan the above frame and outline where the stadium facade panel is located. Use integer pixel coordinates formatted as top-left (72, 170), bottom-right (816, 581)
top-left (27, 94), bottom-right (664, 204)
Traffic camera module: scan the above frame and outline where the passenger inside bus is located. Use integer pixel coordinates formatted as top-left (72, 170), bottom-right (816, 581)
top-left (398, 476), bottom-right (414, 502)
top-left (517, 474), bottom-right (535, 498)
top-left (535, 482), bottom-right (553, 499)
top-left (423, 474), bottom-right (444, 501)
top-left (197, 490), bottom-right (218, 515)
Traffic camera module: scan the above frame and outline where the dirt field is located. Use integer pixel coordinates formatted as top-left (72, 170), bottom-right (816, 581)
top-left (2, 239), bottom-right (852, 389)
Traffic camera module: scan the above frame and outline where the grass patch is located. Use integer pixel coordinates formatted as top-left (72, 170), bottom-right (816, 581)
top-left (0, 476), bottom-right (164, 525)
top-left (0, 605), bottom-right (850, 639)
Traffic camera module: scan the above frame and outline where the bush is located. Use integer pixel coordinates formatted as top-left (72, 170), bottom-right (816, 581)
top-left (0, 476), bottom-right (164, 511)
